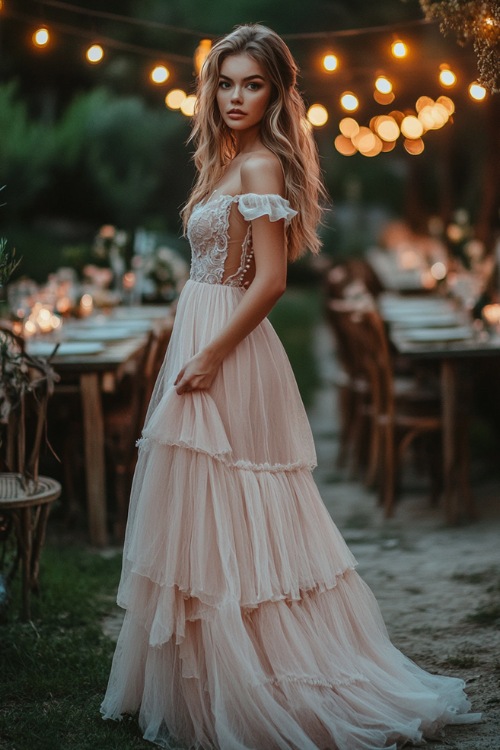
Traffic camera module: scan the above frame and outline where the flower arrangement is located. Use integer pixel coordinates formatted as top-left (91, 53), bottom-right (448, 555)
top-left (142, 246), bottom-right (189, 302)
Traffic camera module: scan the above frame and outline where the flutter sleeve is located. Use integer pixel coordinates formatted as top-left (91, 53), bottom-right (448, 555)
top-left (237, 193), bottom-right (298, 225)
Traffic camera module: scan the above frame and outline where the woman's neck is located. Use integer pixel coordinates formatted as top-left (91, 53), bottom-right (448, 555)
top-left (234, 126), bottom-right (263, 155)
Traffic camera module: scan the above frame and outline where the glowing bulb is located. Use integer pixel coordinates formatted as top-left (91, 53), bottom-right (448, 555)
top-left (180, 95), bottom-right (197, 116)
top-left (439, 66), bottom-right (456, 87)
top-left (307, 104), bottom-right (328, 127)
top-left (376, 117), bottom-right (400, 142)
top-left (33, 26), bottom-right (49, 47)
top-left (340, 92), bottom-right (359, 112)
top-left (323, 54), bottom-right (338, 72)
top-left (339, 117), bottom-right (359, 138)
top-left (391, 40), bottom-right (407, 58)
top-left (334, 135), bottom-right (357, 156)
top-left (400, 115), bottom-right (424, 139)
top-left (469, 82), bottom-right (486, 101)
top-left (151, 65), bottom-right (170, 84)
top-left (375, 76), bottom-right (392, 94)
top-left (86, 44), bottom-right (104, 64)
top-left (165, 88), bottom-right (187, 110)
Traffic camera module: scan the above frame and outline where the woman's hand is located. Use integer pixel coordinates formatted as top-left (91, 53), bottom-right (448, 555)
top-left (174, 349), bottom-right (222, 394)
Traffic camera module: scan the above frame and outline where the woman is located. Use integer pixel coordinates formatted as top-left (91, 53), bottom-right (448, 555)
top-left (101, 24), bottom-right (480, 749)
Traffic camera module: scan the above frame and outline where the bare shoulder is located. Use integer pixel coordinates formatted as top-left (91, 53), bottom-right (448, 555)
top-left (240, 150), bottom-right (284, 196)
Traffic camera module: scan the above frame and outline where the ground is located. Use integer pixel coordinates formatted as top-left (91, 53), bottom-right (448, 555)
top-left (102, 323), bottom-right (500, 749)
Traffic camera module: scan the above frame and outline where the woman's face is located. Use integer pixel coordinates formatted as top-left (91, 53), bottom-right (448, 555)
top-left (216, 53), bottom-right (273, 133)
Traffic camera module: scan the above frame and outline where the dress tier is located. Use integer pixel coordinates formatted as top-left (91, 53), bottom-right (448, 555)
top-left (101, 195), bottom-right (480, 749)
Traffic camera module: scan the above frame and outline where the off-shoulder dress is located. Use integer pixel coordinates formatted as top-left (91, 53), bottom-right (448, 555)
top-left (101, 193), bottom-right (480, 749)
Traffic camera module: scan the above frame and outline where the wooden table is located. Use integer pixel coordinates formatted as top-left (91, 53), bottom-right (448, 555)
top-left (25, 306), bottom-right (171, 546)
top-left (380, 294), bottom-right (500, 523)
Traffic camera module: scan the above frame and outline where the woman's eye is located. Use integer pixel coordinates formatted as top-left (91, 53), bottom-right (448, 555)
top-left (247, 83), bottom-right (261, 91)
top-left (218, 81), bottom-right (230, 89)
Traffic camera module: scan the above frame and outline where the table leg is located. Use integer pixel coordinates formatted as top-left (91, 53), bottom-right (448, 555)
top-left (80, 373), bottom-right (108, 547)
top-left (441, 359), bottom-right (458, 524)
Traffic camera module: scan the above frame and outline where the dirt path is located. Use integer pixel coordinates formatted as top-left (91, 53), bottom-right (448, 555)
top-left (310, 325), bottom-right (500, 749)
top-left (102, 324), bottom-right (500, 748)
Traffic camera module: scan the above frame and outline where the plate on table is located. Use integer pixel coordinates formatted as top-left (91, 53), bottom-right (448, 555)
top-left (26, 341), bottom-right (105, 356)
top-left (389, 313), bottom-right (461, 328)
top-left (67, 327), bottom-right (136, 341)
top-left (399, 327), bottom-right (473, 343)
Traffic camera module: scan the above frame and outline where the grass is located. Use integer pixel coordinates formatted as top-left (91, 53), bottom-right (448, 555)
top-left (0, 541), bottom-right (152, 750)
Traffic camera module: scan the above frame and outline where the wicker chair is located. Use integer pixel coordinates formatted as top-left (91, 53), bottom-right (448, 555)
top-left (0, 330), bottom-right (61, 620)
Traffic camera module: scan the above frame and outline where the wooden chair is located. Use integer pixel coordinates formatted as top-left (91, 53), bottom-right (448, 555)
top-left (328, 304), bottom-right (443, 516)
top-left (0, 330), bottom-right (61, 620)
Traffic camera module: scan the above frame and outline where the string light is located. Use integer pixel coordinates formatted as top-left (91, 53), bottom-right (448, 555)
top-left (86, 43), bottom-right (104, 64)
top-left (391, 40), bottom-right (408, 58)
top-left (375, 76), bottom-right (393, 94)
top-left (469, 82), bottom-right (487, 101)
top-left (150, 64), bottom-right (170, 84)
top-left (33, 26), bottom-right (50, 47)
top-left (339, 118), bottom-right (359, 138)
top-left (340, 92), bottom-right (359, 112)
top-left (180, 94), bottom-right (197, 116)
top-left (322, 54), bottom-right (338, 72)
top-left (307, 104), bottom-right (329, 127)
top-left (439, 65), bottom-right (456, 87)
top-left (165, 88), bottom-right (187, 110)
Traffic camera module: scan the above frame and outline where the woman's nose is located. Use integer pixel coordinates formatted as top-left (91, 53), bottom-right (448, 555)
top-left (230, 86), bottom-right (243, 102)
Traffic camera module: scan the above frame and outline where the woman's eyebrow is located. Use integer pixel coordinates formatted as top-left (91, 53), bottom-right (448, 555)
top-left (218, 74), bottom-right (266, 82)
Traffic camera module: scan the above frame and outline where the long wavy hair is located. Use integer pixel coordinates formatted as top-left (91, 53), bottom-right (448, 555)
top-left (181, 24), bottom-right (328, 261)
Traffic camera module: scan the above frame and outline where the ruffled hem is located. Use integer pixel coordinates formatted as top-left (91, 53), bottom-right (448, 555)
top-left (102, 570), bottom-right (481, 750)
top-left (235, 193), bottom-right (297, 224)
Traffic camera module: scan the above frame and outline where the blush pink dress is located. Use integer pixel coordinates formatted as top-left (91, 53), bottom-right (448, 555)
top-left (101, 193), bottom-right (480, 749)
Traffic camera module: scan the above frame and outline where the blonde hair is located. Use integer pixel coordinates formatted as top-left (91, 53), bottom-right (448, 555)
top-left (181, 24), bottom-right (327, 261)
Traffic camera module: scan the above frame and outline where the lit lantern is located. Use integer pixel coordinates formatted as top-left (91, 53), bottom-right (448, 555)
top-left (469, 82), bottom-right (487, 101)
top-left (307, 104), bottom-right (328, 127)
top-left (340, 92), bottom-right (359, 112)
top-left (165, 88), bottom-right (187, 110)
top-left (33, 26), bottom-right (49, 47)
top-left (322, 54), bottom-right (338, 72)
top-left (151, 65), bottom-right (170, 84)
top-left (391, 40), bottom-right (407, 58)
top-left (86, 44), bottom-right (104, 64)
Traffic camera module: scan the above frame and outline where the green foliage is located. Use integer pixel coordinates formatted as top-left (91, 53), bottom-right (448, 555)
top-left (0, 83), bottom-right (56, 217)
top-left (0, 543), bottom-right (153, 749)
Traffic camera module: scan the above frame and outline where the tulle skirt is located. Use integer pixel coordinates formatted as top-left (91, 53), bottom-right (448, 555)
top-left (101, 280), bottom-right (481, 749)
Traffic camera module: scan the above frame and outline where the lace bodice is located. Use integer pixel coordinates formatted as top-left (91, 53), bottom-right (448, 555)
top-left (187, 193), bottom-right (297, 287)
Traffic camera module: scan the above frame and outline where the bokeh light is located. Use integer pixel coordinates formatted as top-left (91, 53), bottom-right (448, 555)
top-left (151, 65), bottom-right (170, 84)
top-left (404, 138), bottom-right (425, 155)
top-left (323, 54), bottom-right (338, 72)
top-left (180, 94), bottom-right (197, 116)
top-left (307, 104), bottom-right (328, 127)
top-left (33, 26), bottom-right (49, 47)
top-left (439, 66), bottom-right (456, 87)
top-left (375, 116), bottom-right (400, 142)
top-left (339, 117), bottom-right (359, 138)
top-left (165, 88), bottom-right (187, 110)
top-left (469, 82), bottom-right (487, 101)
top-left (86, 44), bottom-right (104, 64)
top-left (375, 76), bottom-right (392, 94)
top-left (340, 92), bottom-right (359, 112)
top-left (400, 115), bottom-right (424, 139)
top-left (334, 135), bottom-right (357, 156)
top-left (391, 40), bottom-right (408, 58)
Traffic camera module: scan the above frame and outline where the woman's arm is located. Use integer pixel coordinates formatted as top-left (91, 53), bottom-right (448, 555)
top-left (175, 156), bottom-right (288, 394)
